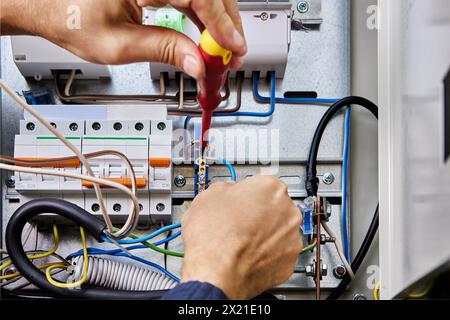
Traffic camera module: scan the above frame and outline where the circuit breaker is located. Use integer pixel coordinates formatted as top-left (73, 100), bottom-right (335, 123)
top-left (13, 106), bottom-right (173, 225)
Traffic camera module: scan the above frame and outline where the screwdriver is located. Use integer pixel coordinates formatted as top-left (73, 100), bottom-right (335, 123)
top-left (197, 30), bottom-right (233, 153)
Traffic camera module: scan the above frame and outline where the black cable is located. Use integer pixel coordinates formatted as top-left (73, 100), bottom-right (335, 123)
top-left (303, 96), bottom-right (379, 299)
top-left (5, 199), bottom-right (169, 299)
top-left (327, 205), bottom-right (379, 299)
top-left (305, 96), bottom-right (378, 197)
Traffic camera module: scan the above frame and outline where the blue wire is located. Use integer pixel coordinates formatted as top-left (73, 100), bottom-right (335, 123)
top-left (66, 247), bottom-right (180, 282)
top-left (151, 231), bottom-right (181, 246)
top-left (184, 72), bottom-right (277, 130)
top-left (342, 106), bottom-right (351, 261)
top-left (101, 223), bottom-right (181, 245)
top-left (219, 158), bottom-right (237, 182)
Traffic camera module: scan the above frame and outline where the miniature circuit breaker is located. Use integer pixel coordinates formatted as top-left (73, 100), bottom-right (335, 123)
top-left (13, 106), bottom-right (173, 225)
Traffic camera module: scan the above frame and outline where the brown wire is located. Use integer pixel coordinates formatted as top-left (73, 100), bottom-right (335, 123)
top-left (53, 70), bottom-right (231, 108)
top-left (168, 71), bottom-right (243, 116)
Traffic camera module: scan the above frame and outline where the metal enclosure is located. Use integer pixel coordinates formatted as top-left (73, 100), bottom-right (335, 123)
top-left (378, 0), bottom-right (450, 299)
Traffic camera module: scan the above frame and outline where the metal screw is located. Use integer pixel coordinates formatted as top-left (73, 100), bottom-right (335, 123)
top-left (113, 204), bottom-right (122, 212)
top-left (50, 122), bottom-right (57, 129)
top-left (135, 122), bottom-right (144, 131)
top-left (322, 172), bottom-right (335, 185)
top-left (26, 122), bottom-right (35, 131)
top-left (91, 203), bottom-right (100, 212)
top-left (353, 294), bottom-right (367, 300)
top-left (333, 265), bottom-right (347, 279)
top-left (260, 12), bottom-right (269, 21)
top-left (139, 204), bottom-right (144, 212)
top-left (69, 123), bottom-right (79, 131)
top-left (305, 264), bottom-right (314, 277)
top-left (174, 175), bottom-right (186, 188)
top-left (113, 122), bottom-right (123, 131)
top-left (157, 122), bottom-right (166, 131)
top-left (5, 176), bottom-right (15, 188)
top-left (156, 203), bottom-right (165, 212)
top-left (92, 122), bottom-right (101, 131)
top-left (297, 1), bottom-right (310, 13)
top-left (3, 265), bottom-right (18, 276)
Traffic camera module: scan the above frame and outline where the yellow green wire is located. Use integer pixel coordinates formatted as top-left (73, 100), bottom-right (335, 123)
top-left (45, 227), bottom-right (88, 288)
top-left (0, 224), bottom-right (60, 272)
top-left (128, 233), bottom-right (184, 258)
top-left (300, 241), bottom-right (317, 255)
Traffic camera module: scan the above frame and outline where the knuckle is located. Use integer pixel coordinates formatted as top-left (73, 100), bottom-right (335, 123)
top-left (158, 35), bottom-right (178, 65)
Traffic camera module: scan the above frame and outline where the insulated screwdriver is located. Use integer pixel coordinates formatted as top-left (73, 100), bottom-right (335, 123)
top-left (197, 30), bottom-right (233, 153)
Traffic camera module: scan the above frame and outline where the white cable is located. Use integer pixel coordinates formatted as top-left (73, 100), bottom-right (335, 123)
top-left (321, 221), bottom-right (355, 280)
top-left (0, 80), bottom-right (137, 239)
top-left (64, 70), bottom-right (76, 97)
top-left (71, 256), bottom-right (177, 291)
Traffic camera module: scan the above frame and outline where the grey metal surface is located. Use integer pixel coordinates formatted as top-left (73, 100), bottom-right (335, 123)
top-left (1, 0), bottom-right (350, 294)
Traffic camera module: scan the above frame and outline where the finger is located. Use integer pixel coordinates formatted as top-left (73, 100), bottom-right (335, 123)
top-left (230, 56), bottom-right (244, 69)
top-left (190, 0), bottom-right (247, 56)
top-left (223, 0), bottom-right (245, 40)
top-left (114, 24), bottom-right (205, 80)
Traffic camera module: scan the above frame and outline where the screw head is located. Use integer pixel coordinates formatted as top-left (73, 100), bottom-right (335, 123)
top-left (353, 294), bottom-right (367, 300)
top-left (321, 263), bottom-right (328, 276)
top-left (113, 122), bottom-right (123, 131)
top-left (113, 204), bottom-right (122, 212)
top-left (92, 122), bottom-right (101, 131)
top-left (260, 12), bottom-right (269, 21)
top-left (333, 265), bottom-right (347, 279)
top-left (50, 122), bottom-right (57, 129)
top-left (297, 1), bottom-right (310, 13)
top-left (157, 122), bottom-right (166, 131)
top-left (174, 175), bottom-right (187, 188)
top-left (305, 264), bottom-right (314, 277)
top-left (91, 203), bottom-right (100, 212)
top-left (139, 204), bottom-right (144, 212)
top-left (135, 122), bottom-right (144, 131)
top-left (322, 172), bottom-right (335, 185)
top-left (156, 203), bottom-right (165, 212)
top-left (5, 176), bottom-right (15, 188)
top-left (69, 123), bottom-right (79, 131)
top-left (26, 122), bottom-right (35, 131)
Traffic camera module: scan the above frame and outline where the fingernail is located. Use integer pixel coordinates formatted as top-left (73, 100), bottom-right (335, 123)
top-left (183, 55), bottom-right (202, 80)
top-left (232, 30), bottom-right (247, 54)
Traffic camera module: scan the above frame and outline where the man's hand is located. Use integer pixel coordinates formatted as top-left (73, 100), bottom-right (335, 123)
top-left (181, 175), bottom-right (303, 300)
top-left (0, 0), bottom-right (246, 80)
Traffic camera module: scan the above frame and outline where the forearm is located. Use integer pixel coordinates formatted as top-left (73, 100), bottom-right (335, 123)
top-left (0, 0), bottom-right (66, 39)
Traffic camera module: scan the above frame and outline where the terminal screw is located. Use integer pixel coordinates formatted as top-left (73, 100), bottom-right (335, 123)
top-left (333, 265), bottom-right (347, 279)
top-left (26, 122), bottom-right (35, 131)
top-left (322, 172), bottom-right (335, 185)
top-left (174, 175), bottom-right (186, 188)
top-left (69, 123), bottom-right (79, 131)
top-left (5, 176), bottom-right (15, 188)
top-left (156, 203), bottom-right (166, 212)
top-left (157, 122), bottom-right (166, 131)
top-left (297, 1), bottom-right (310, 14)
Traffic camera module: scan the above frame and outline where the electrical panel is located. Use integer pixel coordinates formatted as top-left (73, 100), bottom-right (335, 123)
top-left (13, 106), bottom-right (173, 225)
top-left (147, 1), bottom-right (293, 79)
top-left (10, 36), bottom-right (111, 80)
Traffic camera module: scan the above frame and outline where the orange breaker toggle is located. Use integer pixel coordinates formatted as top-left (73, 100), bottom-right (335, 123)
top-left (197, 30), bottom-right (233, 152)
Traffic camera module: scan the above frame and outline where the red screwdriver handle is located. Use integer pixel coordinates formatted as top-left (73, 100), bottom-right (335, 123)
top-left (197, 30), bottom-right (232, 112)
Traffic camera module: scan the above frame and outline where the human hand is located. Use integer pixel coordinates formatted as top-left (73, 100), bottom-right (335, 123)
top-left (0, 0), bottom-right (246, 80)
top-left (181, 175), bottom-right (303, 299)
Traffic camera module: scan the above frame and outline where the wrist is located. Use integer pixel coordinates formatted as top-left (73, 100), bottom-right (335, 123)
top-left (181, 255), bottom-right (249, 300)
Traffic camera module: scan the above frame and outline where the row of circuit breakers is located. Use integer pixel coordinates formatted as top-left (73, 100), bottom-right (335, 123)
top-left (14, 114), bottom-right (173, 225)
top-left (9, 1), bottom-right (309, 226)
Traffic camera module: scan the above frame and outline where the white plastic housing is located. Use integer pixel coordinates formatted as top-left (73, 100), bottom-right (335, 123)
top-left (148, 1), bottom-right (292, 79)
top-left (11, 36), bottom-right (111, 80)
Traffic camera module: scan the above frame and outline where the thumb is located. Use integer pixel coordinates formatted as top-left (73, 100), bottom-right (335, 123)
top-left (117, 24), bottom-right (205, 80)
